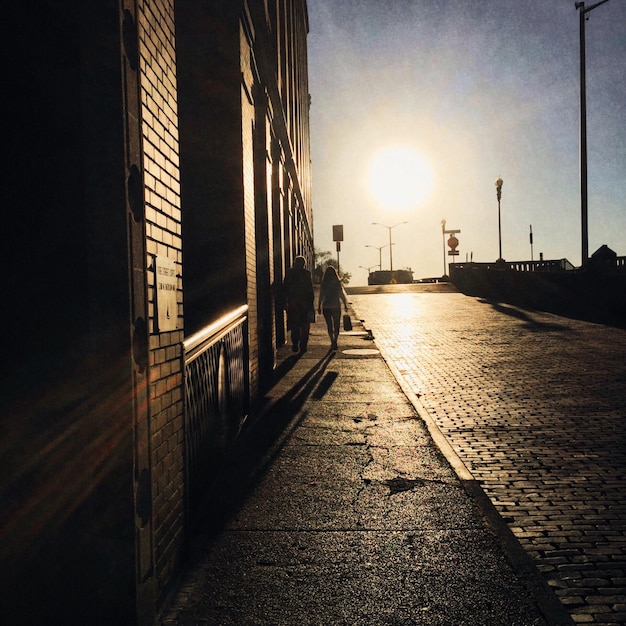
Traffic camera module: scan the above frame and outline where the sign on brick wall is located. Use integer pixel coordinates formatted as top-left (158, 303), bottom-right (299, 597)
top-left (155, 255), bottom-right (178, 331)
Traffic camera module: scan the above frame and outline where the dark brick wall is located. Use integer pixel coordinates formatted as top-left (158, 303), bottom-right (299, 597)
top-left (177, 0), bottom-right (313, 396)
top-left (2, 1), bottom-right (312, 624)
top-left (2, 3), bottom-right (136, 624)
top-left (135, 0), bottom-right (185, 614)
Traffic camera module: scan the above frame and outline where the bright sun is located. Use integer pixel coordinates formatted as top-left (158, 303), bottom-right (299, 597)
top-left (368, 146), bottom-right (433, 209)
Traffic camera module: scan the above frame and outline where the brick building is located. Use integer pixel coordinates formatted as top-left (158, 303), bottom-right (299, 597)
top-left (2, 1), bottom-right (312, 624)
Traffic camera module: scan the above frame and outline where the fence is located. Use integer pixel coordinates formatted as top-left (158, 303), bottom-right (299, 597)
top-left (451, 256), bottom-right (625, 273)
top-left (182, 305), bottom-right (249, 524)
top-left (451, 258), bottom-right (575, 272)
top-left (449, 260), bottom-right (626, 328)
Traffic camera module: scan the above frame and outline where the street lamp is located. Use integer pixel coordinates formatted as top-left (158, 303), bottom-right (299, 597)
top-left (495, 176), bottom-right (503, 262)
top-left (372, 221), bottom-right (408, 272)
top-left (441, 219), bottom-right (447, 276)
top-left (365, 244), bottom-right (388, 271)
top-left (575, 0), bottom-right (611, 268)
top-left (441, 219), bottom-right (461, 277)
top-left (359, 265), bottom-right (377, 286)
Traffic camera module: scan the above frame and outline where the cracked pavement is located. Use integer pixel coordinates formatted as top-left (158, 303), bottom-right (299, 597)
top-left (162, 296), bottom-right (572, 626)
top-left (349, 286), bottom-right (626, 626)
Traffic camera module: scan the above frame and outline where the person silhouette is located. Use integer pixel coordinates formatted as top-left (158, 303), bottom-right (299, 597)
top-left (283, 256), bottom-right (314, 353)
top-left (317, 266), bottom-right (348, 350)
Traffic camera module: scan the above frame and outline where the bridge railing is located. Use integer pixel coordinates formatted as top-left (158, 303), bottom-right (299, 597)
top-left (452, 257), bottom-right (626, 273)
top-left (451, 259), bottom-right (575, 272)
top-left (182, 305), bottom-right (249, 523)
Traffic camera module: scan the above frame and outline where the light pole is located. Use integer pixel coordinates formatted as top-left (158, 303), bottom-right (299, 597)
top-left (441, 219), bottom-right (447, 277)
top-left (365, 244), bottom-right (388, 271)
top-left (441, 219), bottom-right (461, 277)
top-left (495, 176), bottom-right (503, 262)
top-left (359, 265), bottom-right (377, 286)
top-left (372, 221), bottom-right (408, 272)
top-left (575, 0), bottom-right (611, 268)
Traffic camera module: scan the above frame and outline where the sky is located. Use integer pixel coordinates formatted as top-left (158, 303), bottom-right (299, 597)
top-left (306, 0), bottom-right (626, 283)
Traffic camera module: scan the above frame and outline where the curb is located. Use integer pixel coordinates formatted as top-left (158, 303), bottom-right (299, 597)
top-left (357, 311), bottom-right (575, 626)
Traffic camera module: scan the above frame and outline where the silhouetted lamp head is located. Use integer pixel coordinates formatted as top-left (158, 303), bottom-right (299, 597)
top-left (495, 176), bottom-right (503, 201)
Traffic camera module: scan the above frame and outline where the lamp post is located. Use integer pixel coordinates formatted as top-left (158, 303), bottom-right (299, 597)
top-left (359, 265), bottom-right (378, 286)
top-left (441, 219), bottom-right (447, 277)
top-left (365, 244), bottom-right (388, 271)
top-left (575, 0), bottom-right (611, 268)
top-left (495, 176), bottom-right (503, 262)
top-left (441, 219), bottom-right (461, 277)
top-left (372, 221), bottom-right (408, 272)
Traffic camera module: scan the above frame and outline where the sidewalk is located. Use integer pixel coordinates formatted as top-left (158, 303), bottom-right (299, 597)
top-left (349, 287), bottom-right (626, 626)
top-left (162, 300), bottom-right (573, 625)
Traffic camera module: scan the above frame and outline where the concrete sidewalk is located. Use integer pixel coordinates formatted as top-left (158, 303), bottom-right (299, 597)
top-left (161, 303), bottom-right (573, 625)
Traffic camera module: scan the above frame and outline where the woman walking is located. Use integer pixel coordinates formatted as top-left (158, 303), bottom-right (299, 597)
top-left (317, 266), bottom-right (348, 350)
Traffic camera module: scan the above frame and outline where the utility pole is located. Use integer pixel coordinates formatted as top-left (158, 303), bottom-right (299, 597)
top-left (575, 0), bottom-right (612, 267)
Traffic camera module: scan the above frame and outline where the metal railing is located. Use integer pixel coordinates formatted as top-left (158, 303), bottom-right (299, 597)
top-left (452, 257), bottom-right (626, 272)
top-left (451, 259), bottom-right (575, 272)
top-left (182, 305), bottom-right (249, 523)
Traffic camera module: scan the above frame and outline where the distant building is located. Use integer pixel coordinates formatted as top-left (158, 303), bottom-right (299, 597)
top-left (368, 269), bottom-right (415, 285)
top-left (2, 2), bottom-right (312, 624)
top-left (588, 244), bottom-right (618, 272)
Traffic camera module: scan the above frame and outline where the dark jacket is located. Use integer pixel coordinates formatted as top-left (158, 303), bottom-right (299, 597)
top-left (283, 267), bottom-right (314, 313)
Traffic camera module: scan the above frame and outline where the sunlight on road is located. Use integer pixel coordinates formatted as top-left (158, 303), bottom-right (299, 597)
top-left (387, 293), bottom-right (422, 319)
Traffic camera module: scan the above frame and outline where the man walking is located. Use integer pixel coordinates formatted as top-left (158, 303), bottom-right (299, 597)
top-left (283, 256), bottom-right (314, 353)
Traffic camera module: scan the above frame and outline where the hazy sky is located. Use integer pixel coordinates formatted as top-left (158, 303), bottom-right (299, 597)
top-left (307, 0), bottom-right (626, 282)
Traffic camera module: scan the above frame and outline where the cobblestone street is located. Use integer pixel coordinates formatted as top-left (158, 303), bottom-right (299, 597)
top-left (350, 289), bottom-right (626, 625)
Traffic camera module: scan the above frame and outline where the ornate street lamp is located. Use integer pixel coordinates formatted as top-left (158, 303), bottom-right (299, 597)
top-left (495, 176), bottom-right (504, 262)
top-left (372, 221), bottom-right (408, 271)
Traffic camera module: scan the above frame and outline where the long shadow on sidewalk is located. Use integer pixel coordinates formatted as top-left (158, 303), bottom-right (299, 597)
top-left (202, 349), bottom-right (337, 534)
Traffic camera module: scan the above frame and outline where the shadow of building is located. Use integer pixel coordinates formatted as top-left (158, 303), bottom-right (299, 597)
top-left (450, 246), bottom-right (626, 328)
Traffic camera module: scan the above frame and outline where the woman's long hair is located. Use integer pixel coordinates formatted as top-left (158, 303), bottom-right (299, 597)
top-left (322, 266), bottom-right (340, 283)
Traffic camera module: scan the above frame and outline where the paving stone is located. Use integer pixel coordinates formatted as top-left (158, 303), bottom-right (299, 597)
top-left (161, 301), bottom-right (563, 626)
top-left (351, 291), bottom-right (626, 626)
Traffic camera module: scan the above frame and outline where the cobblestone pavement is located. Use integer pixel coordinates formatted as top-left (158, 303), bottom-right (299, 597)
top-left (349, 290), bottom-right (626, 625)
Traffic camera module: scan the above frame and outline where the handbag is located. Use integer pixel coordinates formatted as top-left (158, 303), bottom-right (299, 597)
top-left (308, 308), bottom-right (316, 323)
top-left (343, 314), bottom-right (352, 331)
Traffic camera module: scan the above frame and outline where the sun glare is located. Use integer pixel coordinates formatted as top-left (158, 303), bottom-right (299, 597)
top-left (368, 146), bottom-right (433, 209)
